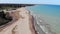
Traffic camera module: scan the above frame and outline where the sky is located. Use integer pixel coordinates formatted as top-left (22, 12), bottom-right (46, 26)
top-left (0, 0), bottom-right (60, 5)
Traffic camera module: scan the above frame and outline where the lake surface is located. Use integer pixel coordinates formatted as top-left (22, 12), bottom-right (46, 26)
top-left (26, 4), bottom-right (60, 34)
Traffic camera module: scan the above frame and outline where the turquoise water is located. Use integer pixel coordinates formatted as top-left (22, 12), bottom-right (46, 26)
top-left (26, 4), bottom-right (60, 34)
top-left (26, 4), bottom-right (60, 17)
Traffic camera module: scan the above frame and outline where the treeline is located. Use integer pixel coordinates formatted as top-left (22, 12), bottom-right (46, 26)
top-left (0, 4), bottom-right (35, 9)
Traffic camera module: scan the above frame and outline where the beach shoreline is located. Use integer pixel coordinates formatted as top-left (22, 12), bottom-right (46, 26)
top-left (0, 7), bottom-right (37, 34)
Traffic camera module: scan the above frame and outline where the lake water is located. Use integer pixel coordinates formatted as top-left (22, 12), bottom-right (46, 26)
top-left (26, 4), bottom-right (60, 34)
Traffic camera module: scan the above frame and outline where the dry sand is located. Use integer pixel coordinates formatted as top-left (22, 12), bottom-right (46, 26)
top-left (0, 7), bottom-right (36, 34)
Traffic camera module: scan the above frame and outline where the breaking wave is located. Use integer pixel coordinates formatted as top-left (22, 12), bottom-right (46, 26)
top-left (33, 14), bottom-right (56, 34)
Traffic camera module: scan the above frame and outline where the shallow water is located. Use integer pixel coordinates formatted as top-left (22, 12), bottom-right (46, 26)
top-left (26, 4), bottom-right (60, 34)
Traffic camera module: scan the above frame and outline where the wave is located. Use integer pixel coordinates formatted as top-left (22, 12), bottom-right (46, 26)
top-left (33, 14), bottom-right (56, 34)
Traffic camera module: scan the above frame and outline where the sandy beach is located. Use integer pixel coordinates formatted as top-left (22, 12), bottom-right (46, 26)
top-left (0, 7), bottom-right (36, 34)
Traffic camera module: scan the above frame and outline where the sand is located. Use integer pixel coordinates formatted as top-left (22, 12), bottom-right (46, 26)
top-left (0, 7), bottom-right (36, 34)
